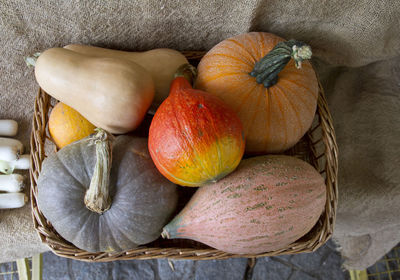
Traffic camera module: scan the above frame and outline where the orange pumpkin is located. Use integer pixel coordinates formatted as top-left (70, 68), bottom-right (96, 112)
top-left (49, 102), bottom-right (96, 148)
top-left (196, 32), bottom-right (318, 154)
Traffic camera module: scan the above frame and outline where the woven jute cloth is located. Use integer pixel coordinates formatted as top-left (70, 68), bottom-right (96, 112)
top-left (0, 0), bottom-right (399, 269)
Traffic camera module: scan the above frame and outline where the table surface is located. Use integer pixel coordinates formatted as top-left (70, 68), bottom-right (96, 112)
top-left (1, 240), bottom-right (351, 280)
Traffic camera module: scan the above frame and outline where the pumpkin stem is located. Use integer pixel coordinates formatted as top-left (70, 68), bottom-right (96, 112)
top-left (25, 52), bottom-right (41, 67)
top-left (249, 40), bottom-right (312, 88)
top-left (84, 128), bottom-right (113, 214)
top-left (174, 63), bottom-right (198, 86)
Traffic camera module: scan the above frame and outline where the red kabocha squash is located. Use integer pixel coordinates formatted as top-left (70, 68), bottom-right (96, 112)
top-left (162, 155), bottom-right (326, 254)
top-left (196, 32), bottom-right (318, 154)
top-left (148, 64), bottom-right (245, 187)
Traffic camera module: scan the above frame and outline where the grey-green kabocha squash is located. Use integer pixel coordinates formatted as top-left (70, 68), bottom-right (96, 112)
top-left (37, 129), bottom-right (178, 253)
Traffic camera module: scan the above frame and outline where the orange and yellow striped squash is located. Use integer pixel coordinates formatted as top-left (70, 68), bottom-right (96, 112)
top-left (196, 32), bottom-right (318, 154)
top-left (162, 155), bottom-right (326, 254)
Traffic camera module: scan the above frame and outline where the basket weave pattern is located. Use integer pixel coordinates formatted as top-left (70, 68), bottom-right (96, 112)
top-left (29, 51), bottom-right (338, 262)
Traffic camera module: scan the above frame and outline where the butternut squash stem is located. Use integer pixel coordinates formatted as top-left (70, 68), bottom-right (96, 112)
top-left (25, 52), bottom-right (41, 67)
top-left (84, 128), bottom-right (113, 214)
top-left (161, 228), bottom-right (170, 239)
top-left (249, 40), bottom-right (312, 88)
top-left (174, 63), bottom-right (198, 86)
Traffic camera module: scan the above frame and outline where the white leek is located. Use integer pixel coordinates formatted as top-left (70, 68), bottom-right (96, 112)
top-left (0, 192), bottom-right (27, 209)
top-left (0, 174), bottom-right (24, 192)
top-left (0, 154), bottom-right (30, 174)
top-left (0, 120), bottom-right (18, 137)
top-left (0, 137), bottom-right (24, 162)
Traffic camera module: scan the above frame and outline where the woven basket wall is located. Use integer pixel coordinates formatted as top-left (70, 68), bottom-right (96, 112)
top-left (29, 51), bottom-right (338, 262)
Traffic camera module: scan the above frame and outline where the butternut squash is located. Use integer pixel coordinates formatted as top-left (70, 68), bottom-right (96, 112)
top-left (34, 48), bottom-right (155, 134)
top-left (64, 45), bottom-right (189, 107)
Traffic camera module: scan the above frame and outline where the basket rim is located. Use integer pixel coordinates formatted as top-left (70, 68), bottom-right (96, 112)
top-left (29, 50), bottom-right (338, 262)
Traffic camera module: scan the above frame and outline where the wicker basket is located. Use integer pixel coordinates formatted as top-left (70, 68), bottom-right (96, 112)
top-left (29, 51), bottom-right (338, 262)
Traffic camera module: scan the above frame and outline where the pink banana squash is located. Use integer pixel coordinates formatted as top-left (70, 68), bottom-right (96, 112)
top-left (162, 155), bottom-right (326, 254)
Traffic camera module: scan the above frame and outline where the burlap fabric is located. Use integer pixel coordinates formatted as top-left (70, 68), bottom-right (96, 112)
top-left (0, 0), bottom-right (399, 269)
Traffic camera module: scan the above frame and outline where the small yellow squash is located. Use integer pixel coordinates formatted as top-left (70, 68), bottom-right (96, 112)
top-left (49, 102), bottom-right (96, 148)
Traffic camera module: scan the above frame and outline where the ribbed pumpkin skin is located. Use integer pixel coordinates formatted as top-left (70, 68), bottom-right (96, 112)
top-left (196, 32), bottom-right (318, 154)
top-left (149, 77), bottom-right (245, 187)
top-left (162, 155), bottom-right (326, 254)
top-left (37, 136), bottom-right (178, 253)
top-left (49, 102), bottom-right (96, 148)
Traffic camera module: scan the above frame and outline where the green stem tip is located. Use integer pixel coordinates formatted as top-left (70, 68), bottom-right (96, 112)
top-left (250, 40), bottom-right (312, 88)
top-left (25, 52), bottom-right (41, 67)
